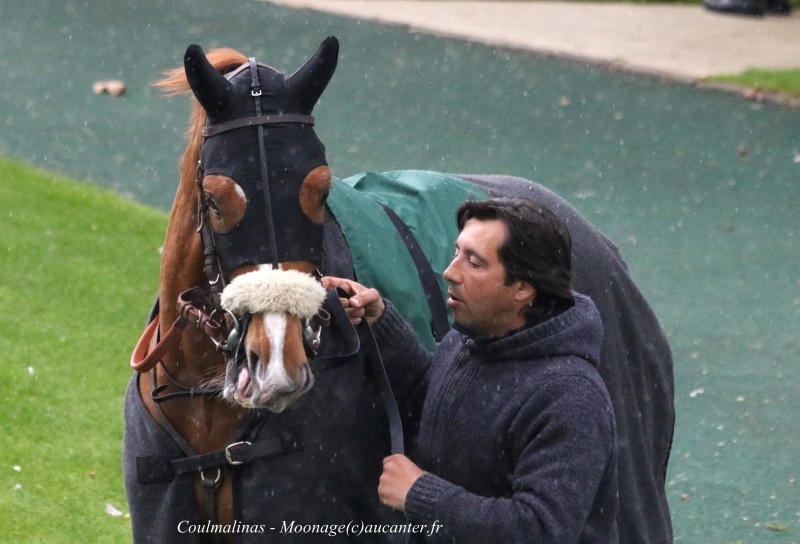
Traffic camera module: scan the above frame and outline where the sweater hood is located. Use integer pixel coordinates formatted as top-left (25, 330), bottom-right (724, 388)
top-left (466, 292), bottom-right (603, 369)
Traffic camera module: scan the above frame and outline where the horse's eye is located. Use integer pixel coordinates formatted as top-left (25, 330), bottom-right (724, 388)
top-left (319, 188), bottom-right (329, 205)
top-left (206, 194), bottom-right (222, 218)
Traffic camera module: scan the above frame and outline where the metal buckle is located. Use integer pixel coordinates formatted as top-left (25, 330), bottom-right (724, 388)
top-left (302, 316), bottom-right (323, 357)
top-left (251, 89), bottom-right (262, 97)
top-left (225, 441), bottom-right (252, 465)
top-left (199, 467), bottom-right (222, 486)
top-left (210, 309), bottom-right (242, 353)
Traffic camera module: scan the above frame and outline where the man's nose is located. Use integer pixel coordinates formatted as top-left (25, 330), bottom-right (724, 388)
top-left (442, 260), bottom-right (457, 283)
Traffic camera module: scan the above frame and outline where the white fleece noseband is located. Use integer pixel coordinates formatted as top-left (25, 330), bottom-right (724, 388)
top-left (220, 268), bottom-right (326, 318)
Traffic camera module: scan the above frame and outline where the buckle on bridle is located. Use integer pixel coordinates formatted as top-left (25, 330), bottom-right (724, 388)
top-left (209, 308), bottom-right (242, 354)
top-left (225, 441), bottom-right (252, 465)
top-left (302, 308), bottom-right (330, 358)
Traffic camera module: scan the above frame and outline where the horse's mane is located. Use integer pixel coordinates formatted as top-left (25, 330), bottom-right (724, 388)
top-left (154, 48), bottom-right (249, 188)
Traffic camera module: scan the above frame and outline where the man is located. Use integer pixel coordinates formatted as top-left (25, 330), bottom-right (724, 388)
top-left (324, 198), bottom-right (619, 543)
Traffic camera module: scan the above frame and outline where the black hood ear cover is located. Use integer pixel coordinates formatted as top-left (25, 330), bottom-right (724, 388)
top-left (184, 37), bottom-right (339, 120)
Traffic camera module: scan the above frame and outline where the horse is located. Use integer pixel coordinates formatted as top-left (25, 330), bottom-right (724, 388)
top-left (124, 37), bottom-right (674, 544)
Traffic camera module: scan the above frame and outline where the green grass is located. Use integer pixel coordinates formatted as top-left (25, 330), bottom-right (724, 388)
top-left (706, 68), bottom-right (800, 99)
top-left (0, 157), bottom-right (166, 543)
top-left (600, 0), bottom-right (800, 100)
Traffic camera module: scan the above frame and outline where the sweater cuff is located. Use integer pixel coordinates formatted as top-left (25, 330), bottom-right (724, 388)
top-left (372, 300), bottom-right (415, 345)
top-left (405, 472), bottom-right (461, 526)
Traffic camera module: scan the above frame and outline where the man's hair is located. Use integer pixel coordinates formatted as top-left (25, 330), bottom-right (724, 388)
top-left (455, 198), bottom-right (574, 324)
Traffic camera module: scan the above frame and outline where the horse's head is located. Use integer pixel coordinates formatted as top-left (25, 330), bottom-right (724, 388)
top-left (182, 38), bottom-right (338, 412)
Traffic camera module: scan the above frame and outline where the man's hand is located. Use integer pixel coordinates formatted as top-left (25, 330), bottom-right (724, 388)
top-left (378, 454), bottom-right (425, 512)
top-left (321, 276), bottom-right (385, 326)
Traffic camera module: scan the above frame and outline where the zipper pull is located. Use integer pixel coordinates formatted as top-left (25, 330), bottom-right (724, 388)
top-left (462, 338), bottom-right (476, 360)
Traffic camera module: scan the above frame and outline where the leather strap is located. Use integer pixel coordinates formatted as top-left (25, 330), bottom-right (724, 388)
top-left (380, 205), bottom-right (450, 343)
top-left (130, 287), bottom-right (229, 374)
top-left (195, 161), bottom-right (226, 302)
top-left (364, 323), bottom-right (405, 455)
top-left (136, 427), bottom-right (303, 484)
top-left (200, 468), bottom-right (224, 544)
top-left (249, 58), bottom-right (281, 270)
top-left (149, 367), bottom-right (199, 456)
top-left (175, 287), bottom-right (227, 342)
top-left (130, 314), bottom-right (188, 373)
top-left (169, 434), bottom-right (300, 475)
top-left (201, 114), bottom-right (315, 137)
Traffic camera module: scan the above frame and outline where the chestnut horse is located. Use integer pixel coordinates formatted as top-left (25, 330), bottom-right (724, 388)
top-left (124, 38), bottom-right (393, 544)
top-left (124, 37), bottom-right (674, 544)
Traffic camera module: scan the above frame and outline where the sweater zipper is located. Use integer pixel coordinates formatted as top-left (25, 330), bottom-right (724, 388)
top-left (427, 339), bottom-right (475, 473)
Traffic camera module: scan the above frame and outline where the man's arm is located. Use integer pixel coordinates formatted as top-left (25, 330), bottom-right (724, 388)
top-left (321, 276), bottom-right (436, 436)
top-left (402, 376), bottom-right (617, 544)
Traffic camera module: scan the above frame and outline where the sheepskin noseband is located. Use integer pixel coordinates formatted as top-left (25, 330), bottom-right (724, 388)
top-left (220, 268), bottom-right (326, 319)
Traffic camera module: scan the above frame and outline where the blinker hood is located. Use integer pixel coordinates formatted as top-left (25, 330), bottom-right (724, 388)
top-left (201, 126), bottom-right (328, 269)
top-left (184, 38), bottom-right (339, 270)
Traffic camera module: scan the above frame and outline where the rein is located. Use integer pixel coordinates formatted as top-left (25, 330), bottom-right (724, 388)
top-left (129, 287), bottom-right (241, 376)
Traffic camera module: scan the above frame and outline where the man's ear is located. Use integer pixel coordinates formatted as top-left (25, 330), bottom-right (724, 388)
top-left (514, 280), bottom-right (536, 305)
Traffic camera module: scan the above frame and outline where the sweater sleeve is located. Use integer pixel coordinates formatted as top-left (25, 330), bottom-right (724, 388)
top-left (404, 374), bottom-right (617, 544)
top-left (371, 300), bottom-right (437, 436)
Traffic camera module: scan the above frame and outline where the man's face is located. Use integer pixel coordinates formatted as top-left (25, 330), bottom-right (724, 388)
top-left (443, 218), bottom-right (533, 338)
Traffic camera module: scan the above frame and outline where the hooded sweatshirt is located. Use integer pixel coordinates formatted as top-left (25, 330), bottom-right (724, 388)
top-left (373, 292), bottom-right (618, 544)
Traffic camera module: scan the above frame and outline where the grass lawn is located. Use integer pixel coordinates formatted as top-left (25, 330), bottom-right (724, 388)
top-left (0, 156), bottom-right (166, 543)
top-left (706, 68), bottom-right (800, 98)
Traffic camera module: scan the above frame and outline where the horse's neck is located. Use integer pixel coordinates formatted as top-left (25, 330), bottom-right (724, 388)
top-left (145, 272), bottom-right (245, 453)
top-left (133, 149), bottom-right (249, 456)
top-left (158, 182), bottom-right (224, 381)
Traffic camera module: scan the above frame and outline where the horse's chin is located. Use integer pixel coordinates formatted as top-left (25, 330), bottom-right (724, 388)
top-left (226, 363), bottom-right (313, 412)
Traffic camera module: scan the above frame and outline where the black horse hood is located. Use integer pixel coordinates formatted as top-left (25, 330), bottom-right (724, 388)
top-left (181, 38), bottom-right (339, 268)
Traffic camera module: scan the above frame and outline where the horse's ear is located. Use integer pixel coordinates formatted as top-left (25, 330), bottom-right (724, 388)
top-left (287, 36), bottom-right (339, 112)
top-left (184, 44), bottom-right (235, 118)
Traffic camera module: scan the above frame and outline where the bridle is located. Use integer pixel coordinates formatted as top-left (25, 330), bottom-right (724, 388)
top-left (130, 57), bottom-right (330, 396)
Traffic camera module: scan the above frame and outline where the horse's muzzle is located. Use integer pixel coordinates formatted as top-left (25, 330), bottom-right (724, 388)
top-left (227, 357), bottom-right (313, 412)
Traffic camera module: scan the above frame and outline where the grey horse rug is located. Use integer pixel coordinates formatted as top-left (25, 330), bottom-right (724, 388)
top-left (124, 171), bottom-right (673, 544)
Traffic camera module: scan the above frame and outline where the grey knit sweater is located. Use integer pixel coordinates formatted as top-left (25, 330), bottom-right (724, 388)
top-left (373, 293), bottom-right (619, 544)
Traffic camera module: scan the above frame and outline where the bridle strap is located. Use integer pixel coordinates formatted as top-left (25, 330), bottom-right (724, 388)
top-left (130, 287), bottom-right (232, 374)
top-left (130, 314), bottom-right (188, 373)
top-left (249, 57), bottom-right (280, 270)
top-left (201, 114), bottom-right (314, 138)
top-left (195, 162), bottom-right (225, 303)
